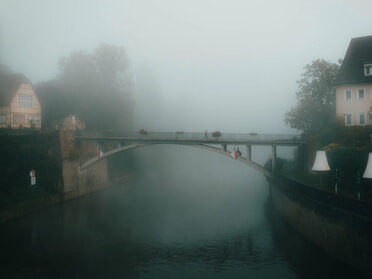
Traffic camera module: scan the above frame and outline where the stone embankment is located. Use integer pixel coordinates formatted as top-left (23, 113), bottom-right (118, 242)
top-left (0, 130), bottom-right (118, 224)
top-left (270, 173), bottom-right (372, 277)
top-left (59, 131), bottom-right (110, 200)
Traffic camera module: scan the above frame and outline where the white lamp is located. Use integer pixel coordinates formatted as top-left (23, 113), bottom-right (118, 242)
top-left (363, 153), bottom-right (372, 178)
top-left (312, 150), bottom-right (331, 171)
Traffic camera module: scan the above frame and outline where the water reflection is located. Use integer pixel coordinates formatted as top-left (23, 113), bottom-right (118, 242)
top-left (0, 145), bottom-right (368, 278)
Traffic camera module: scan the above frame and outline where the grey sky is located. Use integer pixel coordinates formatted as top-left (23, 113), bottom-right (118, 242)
top-left (1, 0), bottom-right (372, 133)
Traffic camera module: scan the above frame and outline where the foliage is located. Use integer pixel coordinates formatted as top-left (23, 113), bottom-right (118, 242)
top-left (139, 129), bottom-right (148, 135)
top-left (37, 44), bottom-right (134, 131)
top-left (285, 59), bottom-right (341, 134)
top-left (305, 124), bottom-right (371, 154)
top-left (324, 143), bottom-right (369, 170)
top-left (323, 143), bottom-right (372, 191)
top-left (212, 131), bottom-right (221, 138)
top-left (332, 125), bottom-right (371, 146)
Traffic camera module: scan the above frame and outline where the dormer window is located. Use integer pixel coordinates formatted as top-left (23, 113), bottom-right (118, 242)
top-left (364, 63), bottom-right (372, 76)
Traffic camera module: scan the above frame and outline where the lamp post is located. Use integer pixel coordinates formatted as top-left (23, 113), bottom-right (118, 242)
top-left (312, 150), bottom-right (331, 187)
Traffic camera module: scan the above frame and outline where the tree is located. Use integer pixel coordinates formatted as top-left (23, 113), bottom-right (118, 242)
top-left (36, 78), bottom-right (70, 129)
top-left (37, 44), bottom-right (134, 131)
top-left (285, 59), bottom-right (341, 134)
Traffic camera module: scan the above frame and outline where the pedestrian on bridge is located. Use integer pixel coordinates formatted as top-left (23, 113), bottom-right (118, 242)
top-left (204, 130), bottom-right (208, 139)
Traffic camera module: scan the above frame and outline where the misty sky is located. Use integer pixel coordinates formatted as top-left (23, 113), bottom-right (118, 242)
top-left (1, 0), bottom-right (372, 133)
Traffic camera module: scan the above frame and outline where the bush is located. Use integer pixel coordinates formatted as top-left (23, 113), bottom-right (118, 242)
top-left (322, 143), bottom-right (372, 192)
top-left (139, 129), bottom-right (148, 135)
top-left (212, 131), bottom-right (221, 138)
top-left (335, 125), bottom-right (371, 146)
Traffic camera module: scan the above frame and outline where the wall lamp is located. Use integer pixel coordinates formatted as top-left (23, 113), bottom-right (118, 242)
top-left (312, 151), bottom-right (331, 171)
top-left (312, 150), bottom-right (331, 188)
top-left (363, 153), bottom-right (372, 179)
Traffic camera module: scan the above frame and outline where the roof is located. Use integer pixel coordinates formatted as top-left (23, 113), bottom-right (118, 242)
top-left (334, 36), bottom-right (372, 85)
top-left (0, 73), bottom-right (31, 106)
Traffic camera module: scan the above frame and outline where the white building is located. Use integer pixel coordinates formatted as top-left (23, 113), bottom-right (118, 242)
top-left (335, 36), bottom-right (372, 126)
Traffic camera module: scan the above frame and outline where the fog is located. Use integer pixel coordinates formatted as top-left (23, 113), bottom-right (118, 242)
top-left (1, 0), bottom-right (372, 133)
top-left (122, 145), bottom-right (269, 244)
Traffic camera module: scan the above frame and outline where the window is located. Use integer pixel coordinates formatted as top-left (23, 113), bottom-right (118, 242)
top-left (345, 90), bottom-right (352, 101)
top-left (358, 89), bottom-right (365, 100)
top-left (19, 94), bottom-right (33, 108)
top-left (0, 114), bottom-right (6, 124)
top-left (28, 115), bottom-right (39, 123)
top-left (345, 113), bottom-right (352, 126)
top-left (359, 112), bottom-right (366, 125)
top-left (364, 64), bottom-right (372, 76)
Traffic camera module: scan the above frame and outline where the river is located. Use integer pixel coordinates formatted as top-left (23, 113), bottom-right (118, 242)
top-left (0, 145), bottom-right (367, 278)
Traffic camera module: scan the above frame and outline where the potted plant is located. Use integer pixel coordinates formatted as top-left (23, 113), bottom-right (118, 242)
top-left (212, 131), bottom-right (221, 138)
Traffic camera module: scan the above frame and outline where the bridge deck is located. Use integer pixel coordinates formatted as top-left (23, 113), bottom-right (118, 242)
top-left (74, 131), bottom-right (304, 146)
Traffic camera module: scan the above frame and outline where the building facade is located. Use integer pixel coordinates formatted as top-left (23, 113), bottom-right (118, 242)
top-left (335, 36), bottom-right (372, 126)
top-left (0, 73), bottom-right (41, 129)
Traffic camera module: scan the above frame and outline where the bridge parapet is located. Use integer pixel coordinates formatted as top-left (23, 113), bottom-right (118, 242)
top-left (75, 131), bottom-right (306, 178)
top-left (74, 131), bottom-right (304, 146)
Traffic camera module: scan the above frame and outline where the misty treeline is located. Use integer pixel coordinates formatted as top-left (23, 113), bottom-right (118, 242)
top-left (285, 59), bottom-right (341, 135)
top-left (36, 44), bottom-right (134, 131)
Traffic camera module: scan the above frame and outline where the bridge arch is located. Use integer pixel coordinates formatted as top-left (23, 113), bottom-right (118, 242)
top-left (80, 143), bottom-right (272, 177)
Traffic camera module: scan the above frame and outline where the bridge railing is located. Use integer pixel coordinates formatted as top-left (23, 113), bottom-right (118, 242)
top-left (78, 130), bottom-right (302, 142)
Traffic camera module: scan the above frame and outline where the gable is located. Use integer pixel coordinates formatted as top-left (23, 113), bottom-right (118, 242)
top-left (11, 83), bottom-right (40, 109)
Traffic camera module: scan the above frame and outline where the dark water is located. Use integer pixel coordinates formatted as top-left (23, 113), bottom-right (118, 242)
top-left (0, 145), bottom-right (367, 278)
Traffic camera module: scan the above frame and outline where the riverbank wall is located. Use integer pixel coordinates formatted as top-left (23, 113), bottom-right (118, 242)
top-left (59, 131), bottom-right (110, 200)
top-left (0, 130), bottom-right (113, 224)
top-left (270, 173), bottom-right (372, 276)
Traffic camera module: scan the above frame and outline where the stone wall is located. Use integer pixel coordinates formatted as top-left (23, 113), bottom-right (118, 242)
top-left (59, 131), bottom-right (110, 200)
top-left (0, 194), bottom-right (61, 224)
top-left (270, 173), bottom-right (372, 277)
top-left (0, 130), bottom-right (111, 224)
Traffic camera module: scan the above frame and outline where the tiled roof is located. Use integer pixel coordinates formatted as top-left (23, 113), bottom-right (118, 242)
top-left (0, 73), bottom-right (31, 106)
